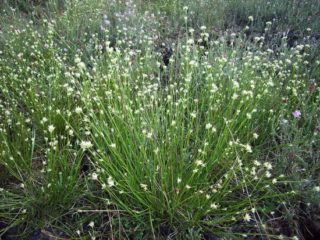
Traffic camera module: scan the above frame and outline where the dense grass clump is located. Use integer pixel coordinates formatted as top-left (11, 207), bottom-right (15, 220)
top-left (0, 0), bottom-right (320, 239)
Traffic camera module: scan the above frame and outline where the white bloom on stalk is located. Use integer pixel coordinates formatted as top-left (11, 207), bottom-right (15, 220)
top-left (195, 160), bottom-right (205, 167)
top-left (91, 172), bottom-right (98, 180)
top-left (107, 176), bottom-right (115, 187)
top-left (42, 117), bottom-right (48, 123)
top-left (244, 213), bottom-right (252, 222)
top-left (190, 112), bottom-right (197, 119)
top-left (74, 57), bottom-right (81, 64)
top-left (88, 221), bottom-right (94, 228)
top-left (48, 125), bottom-right (55, 133)
top-left (189, 60), bottom-right (197, 66)
top-left (266, 171), bottom-right (272, 178)
top-left (140, 183), bottom-right (148, 191)
top-left (77, 61), bottom-right (86, 70)
top-left (244, 144), bottom-right (252, 153)
top-left (264, 162), bottom-right (272, 170)
top-left (146, 132), bottom-right (153, 139)
top-left (232, 93), bottom-right (238, 100)
top-left (205, 123), bottom-right (212, 130)
top-left (210, 203), bottom-right (218, 209)
top-left (154, 147), bottom-right (159, 154)
top-left (254, 160), bottom-right (261, 166)
top-left (80, 140), bottom-right (93, 150)
top-left (75, 106), bottom-right (82, 114)
top-left (200, 26), bottom-right (207, 31)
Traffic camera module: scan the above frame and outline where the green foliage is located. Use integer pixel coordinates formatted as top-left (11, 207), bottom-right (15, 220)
top-left (0, 0), bottom-right (319, 239)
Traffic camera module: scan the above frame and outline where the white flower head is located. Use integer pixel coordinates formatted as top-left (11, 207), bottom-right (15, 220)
top-left (74, 57), bottom-right (81, 64)
top-left (80, 140), bottom-right (93, 150)
top-left (48, 125), bottom-right (55, 133)
top-left (77, 62), bottom-right (86, 70)
top-left (92, 172), bottom-right (98, 180)
top-left (107, 176), bottom-right (115, 187)
top-left (191, 112), bottom-right (197, 119)
top-left (88, 221), bottom-right (94, 228)
top-left (75, 106), bottom-right (82, 114)
top-left (244, 144), bottom-right (252, 153)
top-left (244, 213), bottom-right (252, 222)
top-left (210, 203), bottom-right (218, 209)
top-left (140, 183), bottom-right (148, 191)
top-left (195, 159), bottom-right (204, 167)
top-left (264, 162), bottom-right (272, 170)
top-left (266, 171), bottom-right (272, 178)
